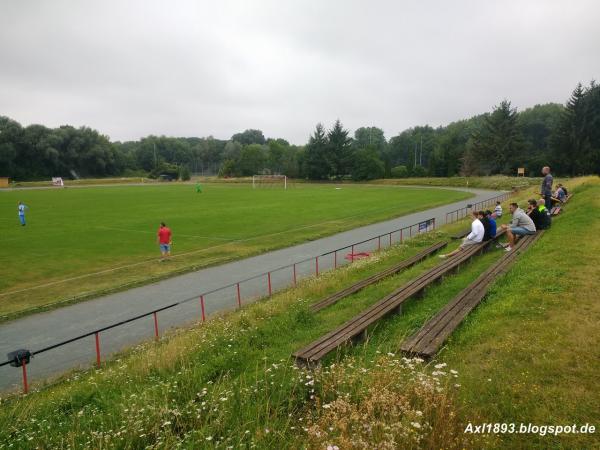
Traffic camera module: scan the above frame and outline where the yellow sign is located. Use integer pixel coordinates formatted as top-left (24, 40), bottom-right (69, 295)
top-left (0, 177), bottom-right (9, 188)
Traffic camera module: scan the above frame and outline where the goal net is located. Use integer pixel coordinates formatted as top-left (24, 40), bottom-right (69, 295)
top-left (252, 174), bottom-right (288, 189)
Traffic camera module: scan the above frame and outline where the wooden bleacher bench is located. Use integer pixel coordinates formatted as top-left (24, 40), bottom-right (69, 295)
top-left (293, 231), bottom-right (505, 367)
top-left (400, 231), bottom-right (544, 359)
top-left (310, 241), bottom-right (447, 313)
top-left (451, 229), bottom-right (471, 240)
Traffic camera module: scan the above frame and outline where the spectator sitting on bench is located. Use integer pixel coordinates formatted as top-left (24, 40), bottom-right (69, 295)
top-left (493, 201), bottom-right (503, 218)
top-left (500, 202), bottom-right (536, 252)
top-left (537, 198), bottom-right (553, 225)
top-left (554, 184), bottom-right (567, 203)
top-left (439, 211), bottom-right (484, 258)
top-left (478, 210), bottom-right (493, 241)
top-left (527, 199), bottom-right (551, 230)
top-left (485, 210), bottom-right (497, 238)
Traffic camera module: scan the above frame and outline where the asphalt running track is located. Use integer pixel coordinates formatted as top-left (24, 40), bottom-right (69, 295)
top-left (0, 187), bottom-right (505, 392)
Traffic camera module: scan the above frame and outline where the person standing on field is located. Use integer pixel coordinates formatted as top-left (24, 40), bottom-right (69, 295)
top-left (157, 222), bottom-right (172, 261)
top-left (17, 201), bottom-right (28, 226)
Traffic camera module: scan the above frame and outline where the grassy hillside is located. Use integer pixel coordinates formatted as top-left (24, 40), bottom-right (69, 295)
top-left (0, 177), bottom-right (597, 449)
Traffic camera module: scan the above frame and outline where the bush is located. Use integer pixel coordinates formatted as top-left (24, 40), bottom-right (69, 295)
top-left (149, 162), bottom-right (179, 180)
top-left (351, 149), bottom-right (385, 181)
top-left (179, 166), bottom-right (191, 181)
top-left (218, 159), bottom-right (237, 177)
top-left (411, 165), bottom-right (427, 177)
top-left (391, 165), bottom-right (409, 178)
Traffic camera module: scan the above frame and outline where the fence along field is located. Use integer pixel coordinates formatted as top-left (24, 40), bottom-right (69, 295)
top-left (0, 182), bottom-right (471, 318)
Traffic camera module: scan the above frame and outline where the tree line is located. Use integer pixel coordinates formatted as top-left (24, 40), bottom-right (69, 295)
top-left (1, 81), bottom-right (598, 181)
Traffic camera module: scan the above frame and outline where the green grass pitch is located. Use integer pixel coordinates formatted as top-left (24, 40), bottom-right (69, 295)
top-left (0, 183), bottom-right (471, 317)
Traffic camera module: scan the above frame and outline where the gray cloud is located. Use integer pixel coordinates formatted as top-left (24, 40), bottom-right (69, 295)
top-left (1, 0), bottom-right (599, 144)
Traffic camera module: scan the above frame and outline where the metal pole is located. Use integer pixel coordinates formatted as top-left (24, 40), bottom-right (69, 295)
top-left (153, 312), bottom-right (159, 340)
top-left (200, 295), bottom-right (206, 322)
top-left (95, 332), bottom-right (101, 367)
top-left (237, 283), bottom-right (242, 308)
top-left (315, 256), bottom-right (319, 276)
top-left (268, 272), bottom-right (272, 296)
top-left (22, 361), bottom-right (28, 395)
top-left (293, 264), bottom-right (297, 286)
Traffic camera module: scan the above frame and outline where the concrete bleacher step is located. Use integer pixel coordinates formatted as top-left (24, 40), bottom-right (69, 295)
top-left (310, 241), bottom-right (448, 313)
top-left (400, 231), bottom-right (544, 359)
top-left (293, 231), bottom-right (506, 367)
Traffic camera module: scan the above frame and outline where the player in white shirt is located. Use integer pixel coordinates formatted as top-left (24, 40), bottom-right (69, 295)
top-left (18, 201), bottom-right (28, 226)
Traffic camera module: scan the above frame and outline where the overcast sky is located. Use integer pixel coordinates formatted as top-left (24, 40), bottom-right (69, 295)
top-left (1, 1), bottom-right (599, 144)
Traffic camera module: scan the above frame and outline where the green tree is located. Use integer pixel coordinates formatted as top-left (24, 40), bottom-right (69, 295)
top-left (237, 144), bottom-right (266, 176)
top-left (354, 127), bottom-right (386, 153)
top-left (231, 129), bottom-right (266, 146)
top-left (304, 123), bottom-right (329, 180)
top-left (518, 103), bottom-right (563, 175)
top-left (218, 159), bottom-right (237, 177)
top-left (325, 120), bottom-right (353, 178)
top-left (552, 82), bottom-right (600, 175)
top-left (390, 165), bottom-right (409, 178)
top-left (351, 147), bottom-right (385, 180)
top-left (470, 100), bottom-right (525, 175)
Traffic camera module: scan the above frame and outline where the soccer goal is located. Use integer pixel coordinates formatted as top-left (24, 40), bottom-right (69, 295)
top-left (252, 174), bottom-right (288, 189)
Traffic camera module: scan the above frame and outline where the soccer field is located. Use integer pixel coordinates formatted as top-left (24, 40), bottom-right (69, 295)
top-left (0, 183), bottom-right (471, 318)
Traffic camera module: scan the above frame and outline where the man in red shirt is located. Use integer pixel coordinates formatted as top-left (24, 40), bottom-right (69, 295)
top-left (157, 222), bottom-right (172, 261)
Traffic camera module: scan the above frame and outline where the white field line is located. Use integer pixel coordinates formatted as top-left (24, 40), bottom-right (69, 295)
top-left (95, 226), bottom-right (232, 241)
top-left (0, 198), bottom-right (458, 298)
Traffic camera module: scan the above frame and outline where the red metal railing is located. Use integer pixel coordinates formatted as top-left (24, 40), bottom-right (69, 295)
top-left (445, 192), bottom-right (512, 225)
top-left (2, 216), bottom-right (440, 394)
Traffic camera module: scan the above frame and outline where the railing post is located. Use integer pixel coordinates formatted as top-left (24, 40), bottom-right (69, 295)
top-left (410, 226), bottom-right (412, 238)
top-left (400, 228), bottom-right (403, 243)
top-left (22, 360), bottom-right (28, 395)
top-left (334, 251), bottom-right (337, 268)
top-left (95, 332), bottom-right (101, 367)
top-left (292, 264), bottom-right (297, 286)
top-left (200, 295), bottom-right (206, 322)
top-left (236, 283), bottom-right (242, 308)
top-left (268, 272), bottom-right (272, 296)
top-left (315, 256), bottom-right (319, 275)
top-left (351, 244), bottom-right (355, 255)
top-left (153, 312), bottom-right (159, 340)
top-left (389, 232), bottom-right (392, 246)
top-left (378, 235), bottom-right (381, 250)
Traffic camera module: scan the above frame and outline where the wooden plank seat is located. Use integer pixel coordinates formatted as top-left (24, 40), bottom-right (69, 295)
top-left (400, 231), bottom-right (544, 359)
top-left (310, 241), bottom-right (448, 313)
top-left (451, 229), bottom-right (471, 240)
top-left (293, 231), bottom-right (505, 367)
